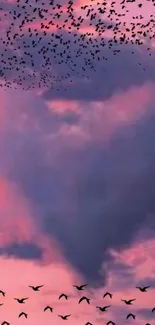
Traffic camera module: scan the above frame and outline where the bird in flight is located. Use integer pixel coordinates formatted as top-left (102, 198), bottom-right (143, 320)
top-left (96, 305), bottom-right (111, 312)
top-left (14, 298), bottom-right (28, 303)
top-left (44, 306), bottom-right (53, 312)
top-left (59, 293), bottom-right (68, 300)
top-left (18, 312), bottom-right (28, 318)
top-left (79, 296), bottom-right (90, 304)
top-left (1, 322), bottom-right (9, 325)
top-left (29, 285), bottom-right (44, 291)
top-left (0, 291), bottom-right (5, 297)
top-left (121, 299), bottom-right (136, 305)
top-left (0, 303), bottom-right (3, 306)
top-left (136, 286), bottom-right (150, 292)
top-left (58, 315), bottom-right (71, 320)
top-left (85, 323), bottom-right (93, 325)
top-left (107, 322), bottom-right (115, 325)
top-left (103, 292), bottom-right (113, 299)
top-left (152, 307), bottom-right (155, 312)
top-left (73, 284), bottom-right (87, 290)
top-left (126, 313), bottom-right (135, 319)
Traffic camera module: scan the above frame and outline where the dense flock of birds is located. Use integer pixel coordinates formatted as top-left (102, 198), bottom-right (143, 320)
top-left (0, 0), bottom-right (155, 91)
top-left (0, 284), bottom-right (155, 324)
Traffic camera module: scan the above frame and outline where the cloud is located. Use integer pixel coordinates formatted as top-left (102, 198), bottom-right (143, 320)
top-left (0, 82), bottom-right (155, 285)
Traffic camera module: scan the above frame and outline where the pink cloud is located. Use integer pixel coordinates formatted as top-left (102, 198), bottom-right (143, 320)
top-left (0, 175), bottom-right (63, 264)
top-left (44, 82), bottom-right (155, 148)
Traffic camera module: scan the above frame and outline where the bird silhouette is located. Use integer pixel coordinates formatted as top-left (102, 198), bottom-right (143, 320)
top-left (73, 284), bottom-right (87, 290)
top-left (18, 312), bottom-right (28, 318)
top-left (59, 293), bottom-right (68, 300)
top-left (103, 292), bottom-right (113, 299)
top-left (58, 315), bottom-right (71, 320)
top-left (96, 305), bottom-right (111, 312)
top-left (1, 322), bottom-right (9, 325)
top-left (0, 291), bottom-right (5, 297)
top-left (29, 285), bottom-right (44, 291)
top-left (126, 313), bottom-right (135, 319)
top-left (44, 306), bottom-right (53, 312)
top-left (136, 286), bottom-right (150, 292)
top-left (85, 323), bottom-right (93, 325)
top-left (14, 298), bottom-right (28, 303)
top-left (107, 322), bottom-right (115, 325)
top-left (79, 296), bottom-right (90, 304)
top-left (121, 299), bottom-right (136, 305)
top-left (152, 307), bottom-right (155, 312)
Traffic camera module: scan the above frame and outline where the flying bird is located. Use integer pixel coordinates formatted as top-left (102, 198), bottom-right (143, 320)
top-left (103, 292), bottom-right (113, 299)
top-left (85, 323), bottom-right (93, 325)
top-left (73, 284), bottom-right (87, 290)
top-left (79, 296), bottom-right (90, 304)
top-left (1, 322), bottom-right (9, 325)
top-left (18, 312), bottom-right (28, 318)
top-left (14, 298), bottom-right (28, 303)
top-left (58, 315), bottom-right (71, 320)
top-left (96, 305), bottom-right (111, 312)
top-left (107, 322), bottom-right (115, 325)
top-left (29, 285), bottom-right (44, 291)
top-left (121, 299), bottom-right (136, 305)
top-left (136, 286), bottom-right (150, 292)
top-left (126, 313), bottom-right (135, 319)
top-left (44, 306), bottom-right (53, 312)
top-left (0, 291), bottom-right (5, 297)
top-left (59, 293), bottom-right (68, 300)
top-left (152, 307), bottom-right (155, 312)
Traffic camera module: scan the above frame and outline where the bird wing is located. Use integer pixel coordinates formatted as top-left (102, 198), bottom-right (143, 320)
top-left (66, 315), bottom-right (71, 317)
top-left (37, 285), bottom-right (44, 288)
top-left (144, 286), bottom-right (150, 289)
top-left (79, 297), bottom-right (84, 303)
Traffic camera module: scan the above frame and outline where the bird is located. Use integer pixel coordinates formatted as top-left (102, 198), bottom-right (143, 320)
top-left (136, 286), bottom-right (150, 292)
top-left (29, 285), bottom-right (44, 291)
top-left (18, 312), bottom-right (28, 318)
top-left (96, 305), bottom-right (111, 312)
top-left (73, 284), bottom-right (87, 290)
top-left (58, 315), bottom-right (71, 320)
top-left (59, 293), bottom-right (68, 300)
top-left (14, 298), bottom-right (28, 303)
top-left (103, 292), bottom-right (113, 299)
top-left (0, 291), bottom-right (5, 297)
top-left (44, 306), bottom-right (53, 312)
top-left (0, 304), bottom-right (3, 306)
top-left (126, 313), bottom-right (135, 319)
top-left (107, 322), bottom-right (115, 325)
top-left (121, 299), bottom-right (136, 305)
top-left (78, 296), bottom-right (90, 304)
top-left (1, 322), bottom-right (9, 325)
top-left (85, 323), bottom-right (93, 325)
top-left (152, 307), bottom-right (155, 312)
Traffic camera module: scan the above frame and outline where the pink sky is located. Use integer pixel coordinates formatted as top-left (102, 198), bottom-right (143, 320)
top-left (0, 0), bottom-right (155, 324)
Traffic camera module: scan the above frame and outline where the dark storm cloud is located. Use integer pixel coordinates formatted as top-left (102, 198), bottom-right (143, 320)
top-left (1, 100), bottom-right (155, 285)
top-left (0, 243), bottom-right (42, 260)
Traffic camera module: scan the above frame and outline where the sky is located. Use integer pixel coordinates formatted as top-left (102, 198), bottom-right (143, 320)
top-left (0, 0), bottom-right (155, 324)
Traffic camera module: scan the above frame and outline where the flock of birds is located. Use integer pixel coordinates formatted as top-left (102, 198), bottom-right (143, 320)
top-left (0, 0), bottom-right (155, 90)
top-left (0, 284), bottom-right (155, 324)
